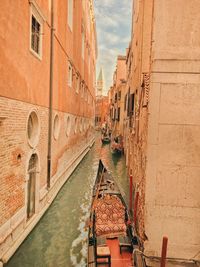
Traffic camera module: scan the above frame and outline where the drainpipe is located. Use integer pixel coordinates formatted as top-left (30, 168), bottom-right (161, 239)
top-left (47, 0), bottom-right (54, 189)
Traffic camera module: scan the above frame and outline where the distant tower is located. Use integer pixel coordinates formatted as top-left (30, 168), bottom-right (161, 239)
top-left (96, 68), bottom-right (105, 97)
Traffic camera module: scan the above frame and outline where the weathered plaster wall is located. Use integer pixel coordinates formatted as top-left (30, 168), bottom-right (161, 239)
top-left (0, 0), bottom-right (97, 263)
top-left (144, 0), bottom-right (200, 261)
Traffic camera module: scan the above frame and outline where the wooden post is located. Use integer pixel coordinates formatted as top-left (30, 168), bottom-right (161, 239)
top-left (129, 175), bottom-right (133, 212)
top-left (133, 191), bottom-right (139, 226)
top-left (160, 236), bottom-right (168, 267)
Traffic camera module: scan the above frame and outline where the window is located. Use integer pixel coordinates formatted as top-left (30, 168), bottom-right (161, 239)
top-left (130, 93), bottom-right (135, 115)
top-left (118, 91), bottom-right (121, 100)
top-left (74, 117), bottom-right (78, 134)
top-left (65, 115), bottom-right (71, 136)
top-left (81, 82), bottom-right (84, 98)
top-left (127, 89), bottom-right (130, 116)
top-left (117, 107), bottom-right (121, 121)
top-left (27, 110), bottom-right (40, 148)
top-left (68, 62), bottom-right (72, 87)
top-left (85, 87), bottom-right (88, 101)
top-left (30, 2), bottom-right (45, 59)
top-left (31, 15), bottom-right (41, 55)
top-left (80, 118), bottom-right (83, 132)
top-left (68, 0), bottom-right (73, 30)
top-left (88, 50), bottom-right (91, 75)
top-left (82, 31), bottom-right (85, 59)
top-left (124, 94), bottom-right (127, 111)
top-left (76, 74), bottom-right (80, 93)
top-left (115, 93), bottom-right (117, 103)
top-left (53, 114), bottom-right (60, 140)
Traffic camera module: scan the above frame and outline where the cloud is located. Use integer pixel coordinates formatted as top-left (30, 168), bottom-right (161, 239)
top-left (94, 0), bottom-right (132, 93)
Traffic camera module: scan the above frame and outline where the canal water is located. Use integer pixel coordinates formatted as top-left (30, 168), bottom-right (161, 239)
top-left (6, 134), bottom-right (128, 267)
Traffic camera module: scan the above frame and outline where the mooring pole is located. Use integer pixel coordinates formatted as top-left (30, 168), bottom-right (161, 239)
top-left (160, 236), bottom-right (168, 267)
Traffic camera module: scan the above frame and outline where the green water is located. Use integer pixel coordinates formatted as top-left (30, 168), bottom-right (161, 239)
top-left (6, 135), bottom-right (128, 267)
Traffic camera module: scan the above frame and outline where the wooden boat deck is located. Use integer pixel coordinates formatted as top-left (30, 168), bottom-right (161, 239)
top-left (97, 238), bottom-right (133, 267)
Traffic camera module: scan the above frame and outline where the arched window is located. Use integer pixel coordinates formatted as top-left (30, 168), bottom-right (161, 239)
top-left (53, 114), bottom-right (60, 140)
top-left (65, 116), bottom-right (71, 137)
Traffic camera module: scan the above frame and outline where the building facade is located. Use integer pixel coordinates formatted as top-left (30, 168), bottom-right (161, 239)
top-left (95, 96), bottom-right (109, 128)
top-left (109, 56), bottom-right (126, 138)
top-left (0, 0), bottom-right (97, 264)
top-left (124, 0), bottom-right (200, 266)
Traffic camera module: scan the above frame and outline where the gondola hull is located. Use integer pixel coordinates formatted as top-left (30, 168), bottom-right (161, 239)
top-left (87, 160), bottom-right (135, 267)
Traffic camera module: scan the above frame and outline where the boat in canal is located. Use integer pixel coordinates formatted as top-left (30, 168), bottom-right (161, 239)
top-left (87, 160), bottom-right (137, 267)
top-left (101, 133), bottom-right (111, 144)
top-left (111, 136), bottom-right (123, 155)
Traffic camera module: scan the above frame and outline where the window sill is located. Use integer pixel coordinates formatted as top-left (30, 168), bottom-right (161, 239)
top-left (30, 48), bottom-right (42, 61)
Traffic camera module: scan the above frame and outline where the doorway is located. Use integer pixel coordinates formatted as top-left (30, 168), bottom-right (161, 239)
top-left (27, 154), bottom-right (38, 219)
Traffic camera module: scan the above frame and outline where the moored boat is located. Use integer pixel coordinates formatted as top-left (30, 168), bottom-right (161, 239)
top-left (87, 160), bottom-right (137, 267)
top-left (101, 134), bottom-right (111, 144)
top-left (111, 136), bottom-right (123, 154)
top-left (110, 142), bottom-right (123, 154)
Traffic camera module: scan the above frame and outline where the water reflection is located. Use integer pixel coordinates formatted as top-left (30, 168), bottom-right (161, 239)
top-left (6, 133), bottom-right (128, 267)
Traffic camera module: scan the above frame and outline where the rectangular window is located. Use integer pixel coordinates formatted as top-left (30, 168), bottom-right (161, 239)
top-left (76, 74), bottom-right (80, 93)
top-left (127, 89), bottom-right (130, 116)
top-left (68, 0), bottom-right (73, 30)
top-left (31, 16), bottom-right (40, 54)
top-left (30, 3), bottom-right (45, 59)
top-left (118, 107), bottom-right (121, 121)
top-left (124, 94), bottom-right (127, 111)
top-left (130, 93), bottom-right (135, 115)
top-left (118, 91), bottom-right (121, 100)
top-left (68, 62), bottom-right (72, 87)
top-left (85, 87), bottom-right (88, 101)
top-left (88, 50), bottom-right (91, 75)
top-left (81, 83), bottom-right (84, 98)
top-left (82, 31), bottom-right (85, 59)
top-left (115, 93), bottom-right (117, 103)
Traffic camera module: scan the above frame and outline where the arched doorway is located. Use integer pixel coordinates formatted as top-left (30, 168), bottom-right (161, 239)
top-left (27, 154), bottom-right (38, 219)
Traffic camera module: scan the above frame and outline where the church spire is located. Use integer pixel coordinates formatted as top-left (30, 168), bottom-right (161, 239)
top-left (96, 67), bottom-right (104, 97)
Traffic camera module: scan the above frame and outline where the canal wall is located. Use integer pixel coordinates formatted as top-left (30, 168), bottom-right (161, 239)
top-left (0, 97), bottom-right (95, 265)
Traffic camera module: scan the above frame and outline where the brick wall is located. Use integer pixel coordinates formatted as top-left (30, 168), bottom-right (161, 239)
top-left (0, 96), bottom-right (95, 259)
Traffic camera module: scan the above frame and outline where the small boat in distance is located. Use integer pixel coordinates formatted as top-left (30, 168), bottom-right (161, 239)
top-left (111, 135), bottom-right (123, 154)
top-left (87, 160), bottom-right (136, 267)
top-left (101, 133), bottom-right (111, 144)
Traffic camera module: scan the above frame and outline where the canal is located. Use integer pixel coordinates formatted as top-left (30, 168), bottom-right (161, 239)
top-left (6, 135), bottom-right (128, 267)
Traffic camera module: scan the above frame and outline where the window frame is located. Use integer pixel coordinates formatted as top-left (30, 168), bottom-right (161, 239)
top-left (76, 74), bottom-right (80, 94)
top-left (68, 61), bottom-right (73, 87)
top-left (68, 0), bottom-right (73, 31)
top-left (30, 4), bottom-right (43, 60)
top-left (82, 31), bottom-right (85, 60)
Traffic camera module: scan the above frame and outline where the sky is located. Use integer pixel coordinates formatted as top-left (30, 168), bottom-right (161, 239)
top-left (94, 0), bottom-right (132, 95)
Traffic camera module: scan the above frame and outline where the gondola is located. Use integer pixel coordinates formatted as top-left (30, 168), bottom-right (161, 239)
top-left (87, 160), bottom-right (137, 267)
top-left (110, 143), bottom-right (123, 154)
top-left (110, 136), bottom-right (124, 155)
top-left (101, 134), bottom-right (111, 144)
